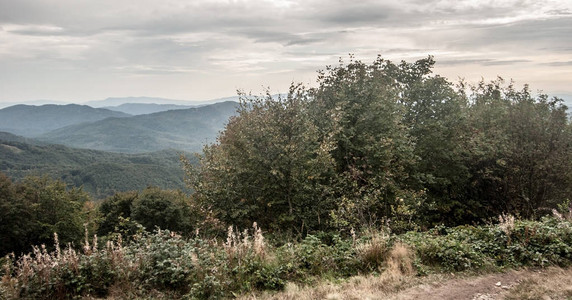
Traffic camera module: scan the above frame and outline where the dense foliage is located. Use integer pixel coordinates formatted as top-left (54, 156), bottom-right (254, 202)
top-left (186, 56), bottom-right (572, 234)
top-left (185, 86), bottom-right (337, 234)
top-left (3, 217), bottom-right (572, 299)
top-left (0, 173), bottom-right (90, 256)
top-left (0, 173), bottom-right (209, 258)
top-left (97, 187), bottom-right (205, 237)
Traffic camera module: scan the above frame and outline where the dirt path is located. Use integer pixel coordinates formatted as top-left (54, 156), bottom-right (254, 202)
top-left (242, 267), bottom-right (572, 300)
top-left (386, 267), bottom-right (572, 300)
top-left (391, 270), bottom-right (523, 300)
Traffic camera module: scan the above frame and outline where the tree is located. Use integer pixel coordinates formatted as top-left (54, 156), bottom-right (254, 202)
top-left (97, 187), bottom-right (197, 236)
top-left (97, 191), bottom-right (138, 236)
top-left (131, 187), bottom-right (193, 233)
top-left (0, 173), bottom-right (31, 255)
top-left (463, 80), bottom-right (572, 219)
top-left (310, 56), bottom-right (423, 230)
top-left (20, 175), bottom-right (88, 249)
top-left (185, 56), bottom-right (572, 234)
top-left (0, 173), bottom-right (89, 256)
top-left (186, 85), bottom-right (337, 234)
top-left (399, 74), bottom-right (471, 226)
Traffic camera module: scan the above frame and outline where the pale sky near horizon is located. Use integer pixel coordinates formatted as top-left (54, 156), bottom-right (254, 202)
top-left (0, 0), bottom-right (571, 104)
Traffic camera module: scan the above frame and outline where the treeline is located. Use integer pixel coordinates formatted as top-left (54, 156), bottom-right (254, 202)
top-left (185, 56), bottom-right (572, 235)
top-left (0, 173), bottom-right (206, 257)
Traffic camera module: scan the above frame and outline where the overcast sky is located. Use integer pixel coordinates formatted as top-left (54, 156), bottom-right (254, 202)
top-left (0, 0), bottom-right (571, 104)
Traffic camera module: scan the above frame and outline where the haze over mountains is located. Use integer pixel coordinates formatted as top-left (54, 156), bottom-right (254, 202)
top-left (0, 99), bottom-right (239, 153)
top-left (85, 96), bottom-right (196, 108)
top-left (0, 104), bottom-right (130, 137)
top-left (0, 96), bottom-right (242, 198)
top-left (38, 101), bottom-right (238, 153)
top-left (0, 96), bottom-right (241, 109)
top-left (102, 103), bottom-right (196, 115)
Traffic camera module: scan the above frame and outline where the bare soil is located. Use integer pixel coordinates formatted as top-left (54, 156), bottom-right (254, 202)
top-left (242, 267), bottom-right (572, 300)
top-left (391, 269), bottom-right (524, 300)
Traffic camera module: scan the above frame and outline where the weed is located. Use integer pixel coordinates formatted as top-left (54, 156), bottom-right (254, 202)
top-left (2, 218), bottom-right (572, 299)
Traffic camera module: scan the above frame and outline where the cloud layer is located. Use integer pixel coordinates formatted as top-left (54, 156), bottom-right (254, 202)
top-left (0, 0), bottom-right (571, 102)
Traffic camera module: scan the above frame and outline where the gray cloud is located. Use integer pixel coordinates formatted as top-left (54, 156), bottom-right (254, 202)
top-left (543, 61), bottom-right (572, 66)
top-left (0, 0), bottom-right (571, 102)
top-left (437, 59), bottom-right (531, 66)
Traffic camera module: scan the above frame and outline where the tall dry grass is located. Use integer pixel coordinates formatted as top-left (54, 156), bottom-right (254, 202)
top-left (355, 229), bottom-right (390, 271)
top-left (240, 242), bottom-right (417, 300)
top-left (224, 222), bottom-right (267, 265)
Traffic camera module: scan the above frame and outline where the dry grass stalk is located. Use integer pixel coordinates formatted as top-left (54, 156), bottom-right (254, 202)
top-left (224, 222), bottom-right (267, 266)
top-left (503, 267), bottom-right (572, 299)
top-left (0, 231), bottom-right (106, 298)
top-left (498, 213), bottom-right (515, 235)
top-left (239, 273), bottom-right (416, 300)
top-left (253, 222), bottom-right (266, 259)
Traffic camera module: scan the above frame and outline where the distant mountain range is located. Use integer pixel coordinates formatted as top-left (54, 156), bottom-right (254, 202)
top-left (37, 101), bottom-right (239, 153)
top-left (0, 100), bottom-right (68, 109)
top-left (0, 101), bottom-right (239, 153)
top-left (103, 103), bottom-right (196, 115)
top-left (0, 132), bottom-right (191, 199)
top-left (84, 96), bottom-right (240, 108)
top-left (0, 96), bottom-right (245, 198)
top-left (84, 96), bottom-right (194, 108)
top-left (0, 95), bottom-right (241, 109)
top-left (0, 104), bottom-right (130, 137)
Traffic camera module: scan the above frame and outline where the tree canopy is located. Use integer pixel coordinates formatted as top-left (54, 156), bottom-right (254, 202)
top-left (186, 56), bottom-right (572, 234)
top-left (0, 173), bottom-right (89, 256)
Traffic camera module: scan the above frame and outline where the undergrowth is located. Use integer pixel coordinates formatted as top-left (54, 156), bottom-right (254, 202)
top-left (2, 217), bottom-right (572, 299)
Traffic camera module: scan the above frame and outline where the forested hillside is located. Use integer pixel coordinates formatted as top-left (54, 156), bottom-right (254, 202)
top-left (0, 104), bottom-right (130, 137)
top-left (38, 101), bottom-right (238, 153)
top-left (0, 132), bottom-right (189, 199)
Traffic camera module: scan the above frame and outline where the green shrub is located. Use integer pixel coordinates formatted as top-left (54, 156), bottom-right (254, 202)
top-left (3, 217), bottom-right (572, 299)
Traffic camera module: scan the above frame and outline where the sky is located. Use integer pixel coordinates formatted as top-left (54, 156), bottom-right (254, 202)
top-left (0, 0), bottom-right (571, 104)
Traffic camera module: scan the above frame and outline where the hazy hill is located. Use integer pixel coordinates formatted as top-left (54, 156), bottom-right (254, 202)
top-left (0, 132), bottom-right (191, 199)
top-left (84, 96), bottom-right (240, 108)
top-left (0, 100), bottom-right (68, 109)
top-left (103, 103), bottom-right (196, 115)
top-left (0, 104), bottom-right (130, 137)
top-left (101, 96), bottom-right (246, 115)
top-left (84, 96), bottom-right (192, 108)
top-left (38, 101), bottom-right (239, 153)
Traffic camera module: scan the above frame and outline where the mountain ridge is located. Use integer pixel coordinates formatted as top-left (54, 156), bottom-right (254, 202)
top-left (0, 104), bottom-right (131, 137)
top-left (102, 103), bottom-right (196, 115)
top-left (38, 101), bottom-right (239, 153)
